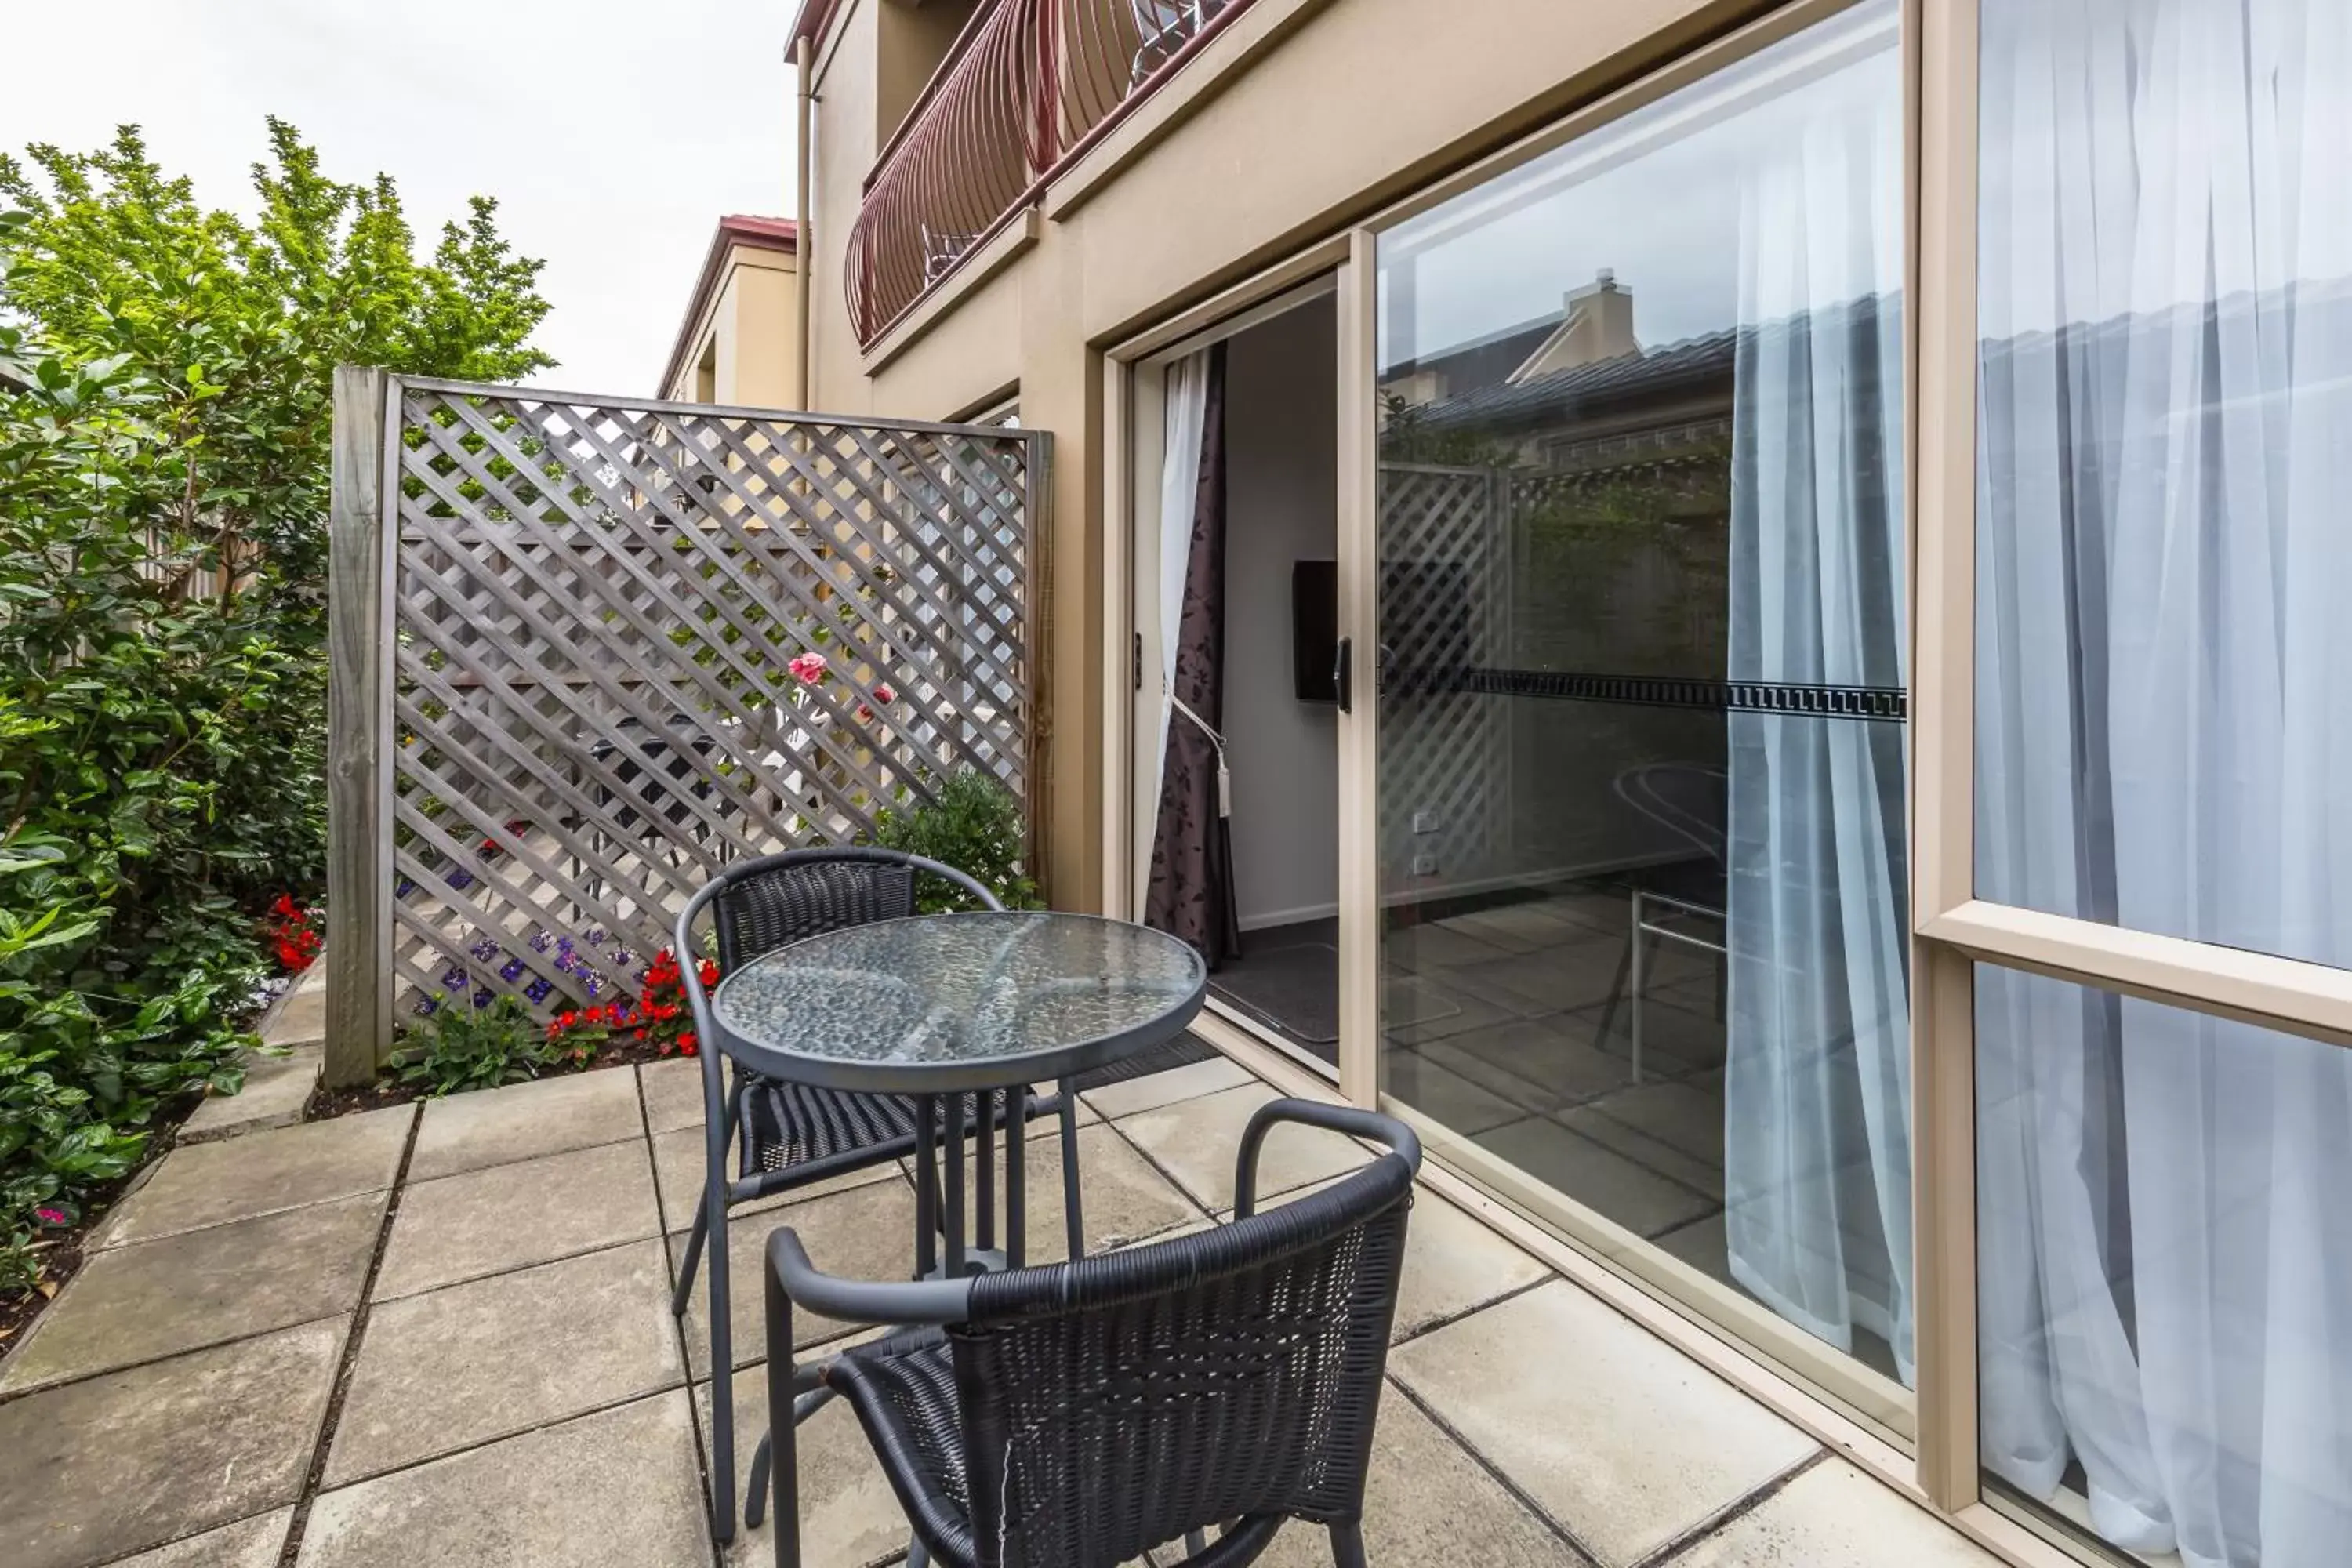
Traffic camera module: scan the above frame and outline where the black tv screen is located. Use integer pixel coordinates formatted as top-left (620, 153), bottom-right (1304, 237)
top-left (1292, 559), bottom-right (1338, 702)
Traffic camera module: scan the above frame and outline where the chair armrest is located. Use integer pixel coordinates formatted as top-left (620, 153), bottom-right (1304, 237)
top-left (674, 880), bottom-right (731, 1131)
top-left (766, 1228), bottom-right (976, 1326)
top-left (1234, 1099), bottom-right (1424, 1220)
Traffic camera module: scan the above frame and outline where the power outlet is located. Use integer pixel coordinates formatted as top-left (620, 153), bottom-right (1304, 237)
top-left (1412, 850), bottom-right (1440, 877)
top-left (1411, 808), bottom-right (1439, 835)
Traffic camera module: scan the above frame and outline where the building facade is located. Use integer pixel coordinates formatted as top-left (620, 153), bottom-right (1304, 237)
top-left (780, 4), bottom-right (2352, 1566)
top-left (659, 214), bottom-right (804, 408)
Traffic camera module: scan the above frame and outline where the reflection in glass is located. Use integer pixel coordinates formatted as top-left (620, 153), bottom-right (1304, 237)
top-left (1372, 0), bottom-right (1910, 1385)
top-left (1978, 967), bottom-right (2352, 1566)
top-left (1974, 0), bottom-right (2352, 973)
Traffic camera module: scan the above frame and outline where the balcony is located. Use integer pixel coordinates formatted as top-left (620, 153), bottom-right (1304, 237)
top-left (846, 0), bottom-right (1254, 347)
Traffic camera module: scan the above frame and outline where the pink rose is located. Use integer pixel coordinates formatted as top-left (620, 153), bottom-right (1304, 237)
top-left (787, 651), bottom-right (828, 686)
top-left (34, 1207), bottom-right (67, 1226)
top-left (858, 682), bottom-right (896, 721)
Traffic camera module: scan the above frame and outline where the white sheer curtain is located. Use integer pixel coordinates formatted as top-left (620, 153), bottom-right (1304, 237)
top-left (1147, 349), bottom-right (1213, 825)
top-left (1720, 16), bottom-right (1915, 1386)
top-left (1975, 2), bottom-right (2352, 1563)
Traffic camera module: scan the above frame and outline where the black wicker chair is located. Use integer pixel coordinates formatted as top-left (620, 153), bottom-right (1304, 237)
top-left (761, 1099), bottom-right (1421, 1568)
top-left (673, 846), bottom-right (1083, 1544)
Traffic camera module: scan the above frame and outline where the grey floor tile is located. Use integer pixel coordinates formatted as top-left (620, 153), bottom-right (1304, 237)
top-left (1377, 978), bottom-right (1523, 1047)
top-left (1081, 1054), bottom-right (1254, 1120)
top-left (1382, 1048), bottom-right (1530, 1135)
top-left (1444, 942), bottom-right (1630, 1017)
top-left (674, 1173), bottom-right (921, 1376)
top-left (98, 1105), bottom-right (411, 1248)
top-left (1382, 921), bottom-right (1517, 972)
top-left (98, 1509), bottom-right (291, 1568)
top-left (296, 1392), bottom-right (709, 1568)
top-left (1116, 1084), bottom-right (1369, 1212)
top-left (1441, 902), bottom-right (1599, 953)
top-left (1389, 1190), bottom-right (1552, 1341)
top-left (1417, 1018), bottom-right (1635, 1113)
top-left (964, 1120), bottom-right (1204, 1263)
top-left (1558, 1102), bottom-right (1722, 1201)
top-left (1574, 1076), bottom-right (1723, 1171)
top-left (1671, 1457), bottom-right (2001, 1566)
top-left (1, 1192), bottom-right (383, 1394)
top-left (695, 1360), bottom-right (909, 1568)
top-left (374, 1138), bottom-right (659, 1301)
top-left (1254, 1386), bottom-right (1582, 1567)
top-left (0, 1319), bottom-right (343, 1568)
top-left (1564, 992), bottom-right (1722, 1078)
top-left (1471, 1119), bottom-right (1716, 1240)
top-left (637, 1056), bottom-right (707, 1134)
top-left (180, 1046), bottom-right (320, 1145)
top-left (651, 1123), bottom-right (900, 1235)
top-left (406, 1068), bottom-right (644, 1181)
top-left (1651, 1211), bottom-right (1730, 1279)
top-left (327, 1238), bottom-right (684, 1485)
top-left (1392, 1281), bottom-right (1816, 1568)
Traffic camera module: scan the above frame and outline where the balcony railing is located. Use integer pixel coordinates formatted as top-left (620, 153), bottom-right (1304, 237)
top-left (846, 0), bottom-right (1251, 347)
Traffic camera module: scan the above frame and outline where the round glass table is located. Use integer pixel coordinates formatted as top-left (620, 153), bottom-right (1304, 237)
top-left (711, 910), bottom-right (1207, 1275)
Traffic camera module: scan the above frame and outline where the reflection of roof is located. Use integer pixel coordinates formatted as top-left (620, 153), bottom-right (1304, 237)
top-left (1415, 327), bottom-right (1738, 433)
top-left (1385, 312), bottom-right (1559, 392)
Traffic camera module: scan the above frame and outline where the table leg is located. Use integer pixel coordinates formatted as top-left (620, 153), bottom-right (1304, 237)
top-left (942, 1093), bottom-right (967, 1278)
top-left (913, 1095), bottom-right (938, 1281)
top-left (1058, 1076), bottom-right (1084, 1261)
top-left (1007, 1091), bottom-right (1028, 1269)
top-left (975, 1094), bottom-right (996, 1254)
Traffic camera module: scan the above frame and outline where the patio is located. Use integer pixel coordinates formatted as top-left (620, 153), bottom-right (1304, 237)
top-left (0, 1037), bottom-right (1998, 1568)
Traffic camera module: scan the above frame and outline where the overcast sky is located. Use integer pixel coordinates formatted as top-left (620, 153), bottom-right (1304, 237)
top-left (1, 1), bottom-right (799, 394)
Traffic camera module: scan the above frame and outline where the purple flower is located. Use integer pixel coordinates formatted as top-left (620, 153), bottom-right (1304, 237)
top-left (585, 928), bottom-right (608, 946)
top-left (499, 956), bottom-right (528, 982)
top-left (610, 948), bottom-right (636, 968)
top-left (446, 868), bottom-right (475, 891)
top-left (524, 977), bottom-right (554, 1004)
top-left (470, 937), bottom-right (501, 963)
top-left (472, 988), bottom-right (495, 1009)
top-left (395, 877), bottom-right (418, 898)
top-left (441, 964), bottom-right (469, 989)
top-left (414, 996), bottom-right (441, 1016)
top-left (528, 929), bottom-right (554, 953)
top-left (581, 975), bottom-right (602, 999)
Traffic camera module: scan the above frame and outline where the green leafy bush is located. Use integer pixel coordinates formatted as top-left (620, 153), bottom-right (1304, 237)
top-left (869, 769), bottom-right (1042, 913)
top-left (391, 996), bottom-right (590, 1098)
top-left (0, 122), bottom-right (551, 1298)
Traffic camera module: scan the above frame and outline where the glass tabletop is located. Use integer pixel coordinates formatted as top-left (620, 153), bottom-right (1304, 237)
top-left (710, 911), bottom-right (1208, 1093)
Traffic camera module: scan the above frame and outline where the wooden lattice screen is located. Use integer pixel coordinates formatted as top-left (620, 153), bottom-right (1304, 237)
top-left (325, 368), bottom-right (1047, 1080)
top-left (1379, 462), bottom-right (1513, 894)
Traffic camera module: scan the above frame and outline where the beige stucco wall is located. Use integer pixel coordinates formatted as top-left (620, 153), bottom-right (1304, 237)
top-left (804, 0), bottom-right (1766, 906)
top-left (663, 244), bottom-right (803, 408)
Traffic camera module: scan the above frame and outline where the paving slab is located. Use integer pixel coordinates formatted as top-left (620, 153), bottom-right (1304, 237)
top-left (407, 1066), bottom-right (644, 1181)
top-left (1254, 1387), bottom-right (1581, 1568)
top-left (97, 1105), bottom-right (411, 1248)
top-left (638, 1054), bottom-right (710, 1133)
top-left (180, 1046), bottom-right (321, 1145)
top-left (1381, 1048), bottom-right (1530, 1134)
top-left (327, 1238), bottom-right (684, 1485)
top-left (296, 1392), bottom-right (709, 1568)
top-left (2, 1191), bottom-right (383, 1394)
top-left (1116, 1083), bottom-right (1369, 1211)
top-left (372, 1137), bottom-right (659, 1301)
top-left (1391, 1280), bottom-right (1817, 1568)
top-left (1470, 1117), bottom-right (1715, 1240)
top-left (0, 1318), bottom-right (343, 1568)
top-left (651, 1122), bottom-right (900, 1234)
top-left (696, 1359), bottom-right (909, 1568)
top-left (262, 973), bottom-right (327, 1047)
top-left (1080, 1053), bottom-right (1254, 1120)
top-left (100, 1510), bottom-right (292, 1568)
top-left (959, 1120), bottom-right (1203, 1264)
top-left (674, 1174), bottom-right (921, 1376)
top-left (1387, 1189), bottom-right (1552, 1341)
top-left (1671, 1457), bottom-right (2000, 1566)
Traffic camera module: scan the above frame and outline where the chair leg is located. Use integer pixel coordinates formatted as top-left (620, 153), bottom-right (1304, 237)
top-left (673, 1081), bottom-right (744, 1315)
top-left (764, 1268), bottom-right (800, 1568)
top-left (908, 1543), bottom-right (931, 1568)
top-left (1185, 1527), bottom-right (1209, 1557)
top-left (746, 1432), bottom-right (771, 1528)
top-left (1057, 1079), bottom-right (1084, 1260)
top-left (1330, 1519), bottom-right (1369, 1568)
top-left (706, 1149), bottom-right (736, 1542)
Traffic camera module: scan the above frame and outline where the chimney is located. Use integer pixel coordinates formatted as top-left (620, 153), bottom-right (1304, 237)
top-left (1509, 269), bottom-right (1639, 383)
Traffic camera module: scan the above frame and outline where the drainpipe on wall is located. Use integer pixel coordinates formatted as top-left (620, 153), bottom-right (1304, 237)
top-left (795, 33), bottom-right (815, 411)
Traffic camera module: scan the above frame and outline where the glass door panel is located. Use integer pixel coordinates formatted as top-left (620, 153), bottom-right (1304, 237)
top-left (1370, 0), bottom-right (1913, 1388)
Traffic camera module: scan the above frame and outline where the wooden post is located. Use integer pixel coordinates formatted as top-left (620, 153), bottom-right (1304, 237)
top-left (326, 366), bottom-right (394, 1086)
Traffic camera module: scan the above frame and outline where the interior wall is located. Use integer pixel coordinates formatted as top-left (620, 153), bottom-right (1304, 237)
top-left (1221, 298), bottom-right (1338, 930)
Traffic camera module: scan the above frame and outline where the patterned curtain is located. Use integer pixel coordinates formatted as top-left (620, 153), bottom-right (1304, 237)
top-left (1145, 343), bottom-right (1242, 966)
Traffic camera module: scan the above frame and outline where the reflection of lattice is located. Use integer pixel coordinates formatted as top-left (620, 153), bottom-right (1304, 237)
top-left (1378, 463), bottom-right (1511, 889)
top-left (387, 382), bottom-right (1038, 1019)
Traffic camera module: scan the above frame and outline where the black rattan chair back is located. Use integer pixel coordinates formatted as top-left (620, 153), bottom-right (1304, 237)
top-left (712, 854), bottom-right (920, 972)
top-left (943, 1154), bottom-right (1414, 1566)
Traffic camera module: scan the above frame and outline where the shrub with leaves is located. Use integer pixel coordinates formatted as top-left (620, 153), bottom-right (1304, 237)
top-left (869, 769), bottom-right (1041, 913)
top-left (0, 122), bottom-right (552, 1300)
top-left (391, 996), bottom-right (590, 1098)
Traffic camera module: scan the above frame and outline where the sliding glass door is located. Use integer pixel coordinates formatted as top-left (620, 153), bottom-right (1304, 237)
top-left (1364, 0), bottom-right (1914, 1399)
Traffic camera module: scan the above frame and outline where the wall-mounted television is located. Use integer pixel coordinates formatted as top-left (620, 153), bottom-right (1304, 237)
top-left (1291, 559), bottom-right (1338, 703)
